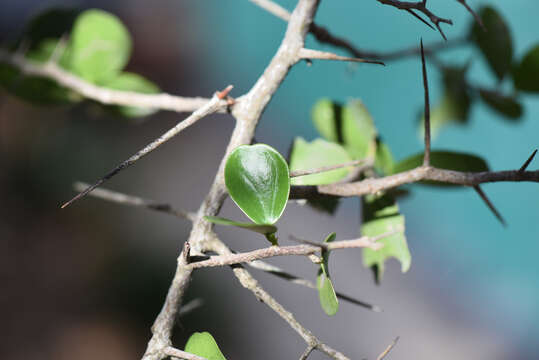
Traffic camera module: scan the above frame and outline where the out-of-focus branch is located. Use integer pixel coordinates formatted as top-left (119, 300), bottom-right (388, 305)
top-left (298, 48), bottom-right (385, 65)
top-left (0, 49), bottom-right (228, 113)
top-left (376, 336), bottom-right (400, 360)
top-left (163, 347), bottom-right (208, 360)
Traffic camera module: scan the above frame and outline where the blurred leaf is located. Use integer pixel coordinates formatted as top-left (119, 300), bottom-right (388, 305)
top-left (103, 72), bottom-right (160, 117)
top-left (20, 8), bottom-right (79, 48)
top-left (361, 194), bottom-right (410, 283)
top-left (311, 98), bottom-right (341, 142)
top-left (374, 140), bottom-right (395, 175)
top-left (305, 196), bottom-right (340, 215)
top-left (317, 233), bottom-right (339, 316)
top-left (479, 88), bottom-right (523, 120)
top-left (185, 332), bottom-right (226, 360)
top-left (513, 44), bottom-right (539, 93)
top-left (69, 9), bottom-right (132, 83)
top-left (224, 144), bottom-right (290, 225)
top-left (342, 99), bottom-right (377, 159)
top-left (471, 6), bottom-right (513, 80)
top-left (204, 216), bottom-right (277, 235)
top-left (0, 63), bottom-right (20, 89)
top-left (25, 38), bottom-right (72, 68)
top-left (290, 137), bottom-right (352, 185)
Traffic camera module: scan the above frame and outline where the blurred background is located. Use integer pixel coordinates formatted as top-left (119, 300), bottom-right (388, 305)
top-left (1, 1), bottom-right (538, 359)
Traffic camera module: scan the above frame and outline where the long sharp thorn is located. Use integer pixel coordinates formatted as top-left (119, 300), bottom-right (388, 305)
top-left (406, 9), bottom-right (434, 30)
top-left (518, 149), bottom-right (537, 173)
top-left (420, 39), bottom-right (431, 166)
top-left (473, 185), bottom-right (506, 226)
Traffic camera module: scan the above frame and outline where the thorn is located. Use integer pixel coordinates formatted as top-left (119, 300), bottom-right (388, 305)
top-left (473, 185), bottom-right (506, 226)
top-left (216, 85), bottom-right (233, 99)
top-left (420, 39), bottom-right (431, 166)
top-left (435, 23), bottom-right (448, 41)
top-left (405, 9), bottom-right (434, 30)
top-left (518, 149), bottom-right (537, 173)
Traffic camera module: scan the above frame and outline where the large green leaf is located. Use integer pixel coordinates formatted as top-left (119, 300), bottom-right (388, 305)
top-left (204, 216), bottom-right (277, 235)
top-left (290, 137), bottom-right (352, 185)
top-left (69, 9), bottom-right (132, 83)
top-left (513, 44), bottom-right (539, 93)
top-left (479, 88), bottom-right (523, 120)
top-left (362, 194), bottom-right (410, 283)
top-left (341, 99), bottom-right (377, 159)
top-left (471, 6), bottom-right (513, 80)
top-left (103, 72), bottom-right (160, 117)
top-left (185, 332), bottom-right (226, 360)
top-left (224, 144), bottom-right (290, 225)
top-left (317, 233), bottom-right (339, 316)
top-left (393, 151), bottom-right (489, 174)
top-left (311, 98), bottom-right (340, 142)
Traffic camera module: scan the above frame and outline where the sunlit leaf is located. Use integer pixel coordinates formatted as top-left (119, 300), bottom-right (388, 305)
top-left (290, 137), bottom-right (352, 185)
top-left (225, 144), bottom-right (290, 225)
top-left (362, 194), bottom-right (409, 283)
top-left (342, 99), bottom-right (377, 159)
top-left (185, 332), bottom-right (226, 360)
top-left (204, 216), bottom-right (277, 235)
top-left (471, 6), bottom-right (513, 80)
top-left (69, 9), bottom-right (132, 83)
top-left (103, 72), bottom-right (160, 117)
top-left (479, 88), bottom-right (523, 120)
top-left (374, 140), bottom-right (395, 176)
top-left (317, 233), bottom-right (339, 316)
top-left (311, 98), bottom-right (340, 142)
top-left (513, 44), bottom-right (539, 93)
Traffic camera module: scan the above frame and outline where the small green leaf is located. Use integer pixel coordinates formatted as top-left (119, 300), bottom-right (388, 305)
top-left (374, 140), bottom-right (395, 176)
top-left (69, 9), bottom-right (132, 83)
top-left (290, 137), bottom-right (353, 185)
top-left (225, 144), bottom-right (290, 225)
top-left (204, 216), bottom-right (277, 235)
top-left (311, 98), bottom-right (340, 142)
top-left (185, 332), bottom-right (226, 360)
top-left (317, 232), bottom-right (339, 316)
top-left (342, 99), bottom-right (377, 159)
top-left (103, 72), bottom-right (160, 117)
top-left (479, 88), bottom-right (523, 120)
top-left (362, 194), bottom-right (410, 283)
top-left (393, 151), bottom-right (489, 174)
top-left (513, 44), bottom-right (539, 93)
top-left (471, 6), bottom-right (513, 80)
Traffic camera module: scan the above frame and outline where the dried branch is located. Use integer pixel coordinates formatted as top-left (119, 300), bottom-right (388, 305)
top-left (376, 0), bottom-right (453, 40)
top-left (376, 336), bottom-right (400, 360)
top-left (62, 86), bottom-right (232, 209)
top-left (73, 182), bottom-right (195, 221)
top-left (163, 347), bottom-right (208, 360)
top-left (420, 40), bottom-right (431, 166)
top-left (249, 0), bottom-right (291, 21)
top-left (0, 49), bottom-right (228, 113)
top-left (298, 48), bottom-right (385, 65)
top-left (300, 346), bottom-right (315, 360)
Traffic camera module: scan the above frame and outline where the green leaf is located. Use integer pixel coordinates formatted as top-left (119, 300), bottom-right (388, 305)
top-left (204, 216), bottom-right (277, 235)
top-left (20, 8), bottom-right (79, 49)
top-left (290, 137), bottom-right (352, 185)
top-left (317, 233), bottom-right (339, 316)
top-left (185, 332), bottom-right (226, 360)
top-left (471, 6), bottom-right (513, 80)
top-left (69, 9), bottom-right (132, 83)
top-left (224, 144), bottom-right (290, 225)
top-left (311, 98), bottom-right (341, 142)
top-left (393, 151), bottom-right (489, 174)
top-left (341, 99), bottom-right (377, 159)
top-left (513, 44), bottom-right (539, 93)
top-left (374, 140), bottom-right (395, 176)
top-left (479, 88), bottom-right (523, 120)
top-left (361, 194), bottom-right (410, 283)
top-left (103, 72), bottom-right (160, 117)
top-left (26, 38), bottom-right (72, 68)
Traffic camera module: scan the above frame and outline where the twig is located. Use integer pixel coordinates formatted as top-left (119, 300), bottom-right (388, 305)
top-left (456, 0), bottom-right (485, 31)
top-left (247, 260), bottom-right (383, 312)
top-left (290, 159), bottom-right (367, 178)
top-left (300, 346), bottom-right (315, 360)
top-left (376, 336), bottom-right (400, 360)
top-left (518, 149), bottom-right (537, 173)
top-left (420, 40), bottom-right (431, 166)
top-left (0, 49), bottom-right (227, 113)
top-left (61, 86), bottom-right (232, 209)
top-left (248, 0), bottom-right (291, 21)
top-left (298, 48), bottom-right (384, 65)
top-left (473, 185), bottom-right (506, 226)
top-left (73, 182), bottom-right (196, 221)
top-left (188, 235), bottom-right (385, 270)
top-left (163, 347), bottom-right (207, 360)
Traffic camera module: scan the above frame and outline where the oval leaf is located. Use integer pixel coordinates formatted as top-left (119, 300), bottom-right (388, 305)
top-left (317, 271), bottom-right (339, 316)
top-left (225, 144), bottom-right (290, 225)
top-left (513, 44), bottom-right (539, 93)
top-left (204, 216), bottom-right (277, 235)
top-left (342, 99), bottom-right (377, 159)
top-left (393, 151), bottom-right (489, 174)
top-left (479, 89), bottom-right (523, 120)
top-left (290, 137), bottom-right (353, 185)
top-left (471, 6), bottom-right (513, 80)
top-left (69, 9), bottom-right (132, 83)
top-left (103, 72), bottom-right (160, 117)
top-left (185, 332), bottom-right (226, 360)
top-left (311, 98), bottom-right (340, 142)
